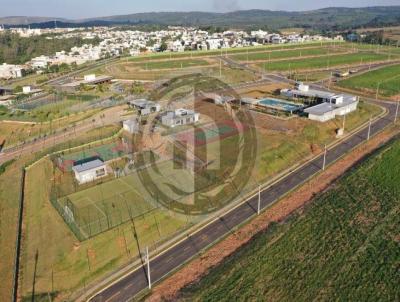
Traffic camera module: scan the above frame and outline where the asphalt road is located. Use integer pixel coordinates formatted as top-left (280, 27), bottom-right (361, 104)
top-left (90, 100), bottom-right (397, 302)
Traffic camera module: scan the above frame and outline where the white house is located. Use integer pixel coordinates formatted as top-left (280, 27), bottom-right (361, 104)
top-left (129, 99), bottom-right (161, 115)
top-left (161, 108), bottom-right (200, 127)
top-left (72, 159), bottom-right (108, 184)
top-left (31, 56), bottom-right (49, 69)
top-left (0, 63), bottom-right (23, 79)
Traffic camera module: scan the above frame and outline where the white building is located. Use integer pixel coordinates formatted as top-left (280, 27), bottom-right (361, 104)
top-left (161, 108), bottom-right (200, 128)
top-left (31, 56), bottom-right (49, 69)
top-left (281, 83), bottom-right (357, 104)
top-left (283, 83), bottom-right (359, 122)
top-left (304, 98), bottom-right (358, 122)
top-left (0, 63), bottom-right (23, 79)
top-left (72, 159), bottom-right (108, 184)
top-left (129, 99), bottom-right (161, 115)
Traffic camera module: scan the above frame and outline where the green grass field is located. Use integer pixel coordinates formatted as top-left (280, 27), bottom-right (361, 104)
top-left (229, 46), bottom-right (345, 62)
top-left (338, 64), bottom-right (400, 97)
top-left (126, 41), bottom-right (341, 62)
top-left (181, 137), bottom-right (400, 302)
top-left (134, 59), bottom-right (210, 70)
top-left (258, 52), bottom-right (393, 72)
top-left (54, 161), bottom-right (202, 239)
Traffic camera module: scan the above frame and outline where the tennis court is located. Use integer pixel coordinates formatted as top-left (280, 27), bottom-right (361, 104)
top-left (55, 159), bottom-right (212, 239)
top-left (58, 175), bottom-right (156, 238)
top-left (55, 140), bottom-right (132, 172)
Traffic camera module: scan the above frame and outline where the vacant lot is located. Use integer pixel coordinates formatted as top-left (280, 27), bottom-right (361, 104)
top-left (230, 46), bottom-right (346, 62)
top-left (126, 42), bottom-right (339, 63)
top-left (338, 64), bottom-right (400, 97)
top-left (0, 109), bottom-right (102, 148)
top-left (134, 59), bottom-right (210, 70)
top-left (257, 52), bottom-right (393, 72)
top-left (181, 138), bottom-right (400, 301)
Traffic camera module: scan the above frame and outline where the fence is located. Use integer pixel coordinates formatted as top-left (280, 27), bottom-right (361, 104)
top-left (12, 168), bottom-right (25, 302)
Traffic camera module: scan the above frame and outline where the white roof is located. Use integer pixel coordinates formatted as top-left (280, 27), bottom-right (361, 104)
top-left (72, 159), bottom-right (105, 173)
top-left (304, 103), bottom-right (336, 116)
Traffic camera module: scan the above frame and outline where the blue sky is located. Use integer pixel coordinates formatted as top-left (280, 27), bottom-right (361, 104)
top-left (1, 0), bottom-right (399, 19)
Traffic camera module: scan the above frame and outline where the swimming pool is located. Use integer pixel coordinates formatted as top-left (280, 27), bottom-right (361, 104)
top-left (258, 98), bottom-right (303, 112)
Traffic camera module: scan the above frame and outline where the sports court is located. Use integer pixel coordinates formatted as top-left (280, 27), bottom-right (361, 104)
top-left (56, 160), bottom-right (211, 239)
top-left (55, 140), bottom-right (132, 172)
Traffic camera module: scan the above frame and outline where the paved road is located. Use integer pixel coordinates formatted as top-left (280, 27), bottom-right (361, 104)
top-left (90, 100), bottom-right (398, 302)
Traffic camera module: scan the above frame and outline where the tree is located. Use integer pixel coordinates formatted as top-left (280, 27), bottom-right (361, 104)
top-left (159, 42), bottom-right (168, 52)
top-left (130, 82), bottom-right (145, 95)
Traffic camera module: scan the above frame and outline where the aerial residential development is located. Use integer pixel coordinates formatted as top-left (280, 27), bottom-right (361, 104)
top-left (0, 2), bottom-right (399, 302)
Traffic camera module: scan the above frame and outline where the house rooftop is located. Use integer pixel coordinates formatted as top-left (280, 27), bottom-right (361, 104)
top-left (63, 75), bottom-right (113, 88)
top-left (72, 159), bottom-right (105, 173)
top-left (129, 99), bottom-right (157, 108)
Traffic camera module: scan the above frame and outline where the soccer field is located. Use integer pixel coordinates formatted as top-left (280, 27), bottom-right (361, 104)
top-left (57, 160), bottom-right (210, 239)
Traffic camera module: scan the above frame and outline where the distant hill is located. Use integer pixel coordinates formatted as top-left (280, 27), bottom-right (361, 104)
top-left (1, 6), bottom-right (400, 30)
top-left (0, 16), bottom-right (67, 25)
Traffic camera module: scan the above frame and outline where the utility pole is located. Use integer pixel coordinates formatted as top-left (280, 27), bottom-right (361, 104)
top-left (257, 185), bottom-right (261, 215)
top-left (322, 144), bottom-right (327, 171)
top-left (395, 100), bottom-right (399, 123)
top-left (367, 118), bottom-right (372, 140)
top-left (342, 113), bottom-right (346, 132)
top-left (376, 82), bottom-right (380, 100)
top-left (219, 59), bottom-right (222, 78)
top-left (146, 246), bottom-right (151, 289)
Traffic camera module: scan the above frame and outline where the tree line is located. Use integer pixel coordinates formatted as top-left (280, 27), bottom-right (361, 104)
top-left (0, 32), bottom-right (101, 65)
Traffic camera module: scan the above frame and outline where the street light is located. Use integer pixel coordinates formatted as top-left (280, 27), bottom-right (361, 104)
top-left (322, 144), bottom-right (327, 171)
top-left (257, 185), bottom-right (261, 215)
top-left (367, 117), bottom-right (372, 140)
top-left (376, 82), bottom-right (381, 100)
top-left (146, 246), bottom-right (151, 289)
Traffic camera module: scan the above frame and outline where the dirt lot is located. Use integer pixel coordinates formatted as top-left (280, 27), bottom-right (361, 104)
top-left (145, 125), bottom-right (400, 302)
top-left (237, 83), bottom-right (289, 99)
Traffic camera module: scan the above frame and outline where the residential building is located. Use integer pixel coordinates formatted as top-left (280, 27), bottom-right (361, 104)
top-left (0, 63), bottom-right (23, 79)
top-left (161, 108), bottom-right (200, 127)
top-left (129, 99), bottom-right (161, 115)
